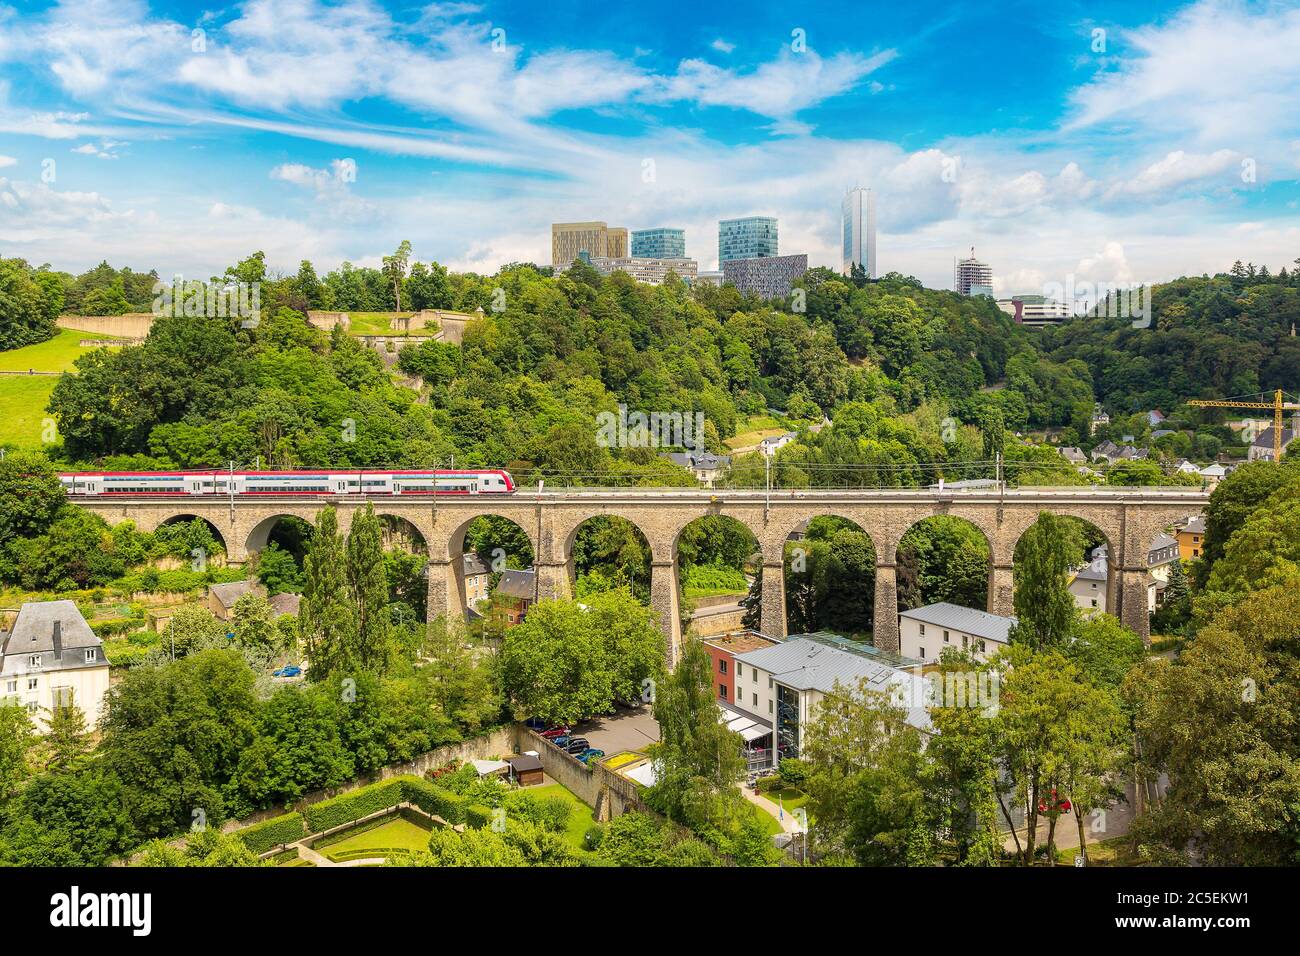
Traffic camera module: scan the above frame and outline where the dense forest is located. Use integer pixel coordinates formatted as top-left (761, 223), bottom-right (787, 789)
top-left (4, 250), bottom-right (1293, 486)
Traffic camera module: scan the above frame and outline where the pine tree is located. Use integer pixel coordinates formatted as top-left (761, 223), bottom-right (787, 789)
top-left (299, 506), bottom-right (358, 681)
top-left (43, 701), bottom-right (91, 771)
top-left (346, 503), bottom-right (392, 673)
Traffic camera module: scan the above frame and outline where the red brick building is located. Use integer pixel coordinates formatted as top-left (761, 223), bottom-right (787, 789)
top-left (700, 631), bottom-right (779, 705)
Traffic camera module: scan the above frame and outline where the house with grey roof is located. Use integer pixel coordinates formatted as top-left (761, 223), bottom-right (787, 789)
top-left (1249, 425), bottom-right (1296, 462)
top-left (898, 602), bottom-right (1016, 663)
top-left (1059, 446), bottom-right (1088, 464)
top-left (207, 580), bottom-right (266, 620)
top-left (463, 552), bottom-right (492, 610)
top-left (733, 635), bottom-right (931, 766)
top-left (1, 600), bottom-right (110, 731)
top-left (759, 432), bottom-right (797, 457)
top-left (492, 568), bottom-right (537, 625)
top-left (661, 450), bottom-right (732, 488)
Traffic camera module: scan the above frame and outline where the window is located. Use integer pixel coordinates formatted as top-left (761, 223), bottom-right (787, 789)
top-left (753, 669), bottom-right (757, 683)
top-left (27, 678), bottom-right (38, 691)
top-left (753, 693), bottom-right (758, 707)
top-left (767, 677), bottom-right (772, 689)
top-left (84, 648), bottom-right (97, 663)
top-left (962, 634), bottom-right (969, 648)
top-left (28, 654), bottom-right (41, 668)
top-left (1091, 599), bottom-right (1098, 608)
top-left (978, 640), bottom-right (987, 653)
top-left (768, 700), bottom-right (773, 714)
top-left (5, 680), bottom-right (15, 693)
top-left (943, 630), bottom-right (950, 643)
top-left (719, 659), bottom-right (727, 674)
top-left (735, 663), bottom-right (741, 678)
top-left (919, 646), bottom-right (925, 659)
top-left (919, 623), bottom-right (926, 635)
top-left (720, 684), bottom-right (727, 699)
top-left (1091, 582), bottom-right (1098, 590)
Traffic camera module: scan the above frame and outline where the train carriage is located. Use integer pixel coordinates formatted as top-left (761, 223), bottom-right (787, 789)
top-left (60, 469), bottom-right (515, 497)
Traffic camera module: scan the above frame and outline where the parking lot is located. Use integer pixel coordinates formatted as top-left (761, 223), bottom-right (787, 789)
top-left (567, 706), bottom-right (660, 755)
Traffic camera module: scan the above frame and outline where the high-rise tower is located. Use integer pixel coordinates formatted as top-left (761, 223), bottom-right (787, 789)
top-left (841, 187), bottom-right (876, 278)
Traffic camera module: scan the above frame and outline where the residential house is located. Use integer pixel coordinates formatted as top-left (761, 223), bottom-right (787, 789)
top-left (207, 580), bottom-right (266, 620)
top-left (268, 592), bottom-right (301, 618)
top-left (1248, 425), bottom-right (1296, 462)
top-left (662, 450), bottom-right (732, 488)
top-left (463, 553), bottom-right (492, 609)
top-left (1068, 555), bottom-right (1110, 614)
top-left (1175, 459), bottom-right (1200, 475)
top-left (759, 432), bottom-right (797, 457)
top-left (1058, 446), bottom-right (1088, 464)
top-left (898, 602), bottom-right (1016, 663)
top-left (1145, 409), bottom-right (1166, 428)
top-left (1089, 406), bottom-right (1110, 435)
top-left (733, 635), bottom-right (930, 766)
top-left (701, 630), bottom-right (781, 706)
top-left (1199, 463), bottom-right (1230, 487)
top-left (493, 569), bottom-right (536, 625)
top-left (1, 600), bottom-right (110, 731)
top-left (1176, 516), bottom-right (1206, 560)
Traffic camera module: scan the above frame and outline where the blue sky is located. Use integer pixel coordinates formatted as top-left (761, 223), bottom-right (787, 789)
top-left (1, 0), bottom-right (1298, 293)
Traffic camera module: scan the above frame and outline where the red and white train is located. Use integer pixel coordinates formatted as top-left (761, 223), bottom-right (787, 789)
top-left (59, 469), bottom-right (517, 496)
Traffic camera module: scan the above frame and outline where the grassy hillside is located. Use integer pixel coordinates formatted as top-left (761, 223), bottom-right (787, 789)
top-left (0, 329), bottom-right (123, 448)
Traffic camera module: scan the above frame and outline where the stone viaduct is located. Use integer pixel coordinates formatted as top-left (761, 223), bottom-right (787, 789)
top-left (75, 487), bottom-right (1208, 666)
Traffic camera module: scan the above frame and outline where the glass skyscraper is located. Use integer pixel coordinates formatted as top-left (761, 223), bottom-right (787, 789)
top-left (630, 228), bottom-right (686, 259)
top-left (841, 187), bottom-right (876, 278)
top-left (718, 216), bottom-right (778, 263)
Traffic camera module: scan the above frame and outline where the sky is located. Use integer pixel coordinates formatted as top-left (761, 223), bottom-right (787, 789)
top-left (1, 0), bottom-right (1298, 295)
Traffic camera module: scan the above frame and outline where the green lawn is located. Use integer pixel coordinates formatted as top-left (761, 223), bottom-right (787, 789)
top-left (747, 799), bottom-right (784, 837)
top-left (0, 327), bottom-right (122, 372)
top-left (0, 377), bottom-right (59, 449)
top-left (529, 783), bottom-right (597, 853)
top-left (316, 816), bottom-right (433, 861)
top-left (0, 329), bottom-right (124, 448)
top-left (343, 312), bottom-right (438, 337)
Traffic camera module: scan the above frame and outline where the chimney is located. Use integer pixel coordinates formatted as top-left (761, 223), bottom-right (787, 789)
top-left (52, 619), bottom-right (62, 657)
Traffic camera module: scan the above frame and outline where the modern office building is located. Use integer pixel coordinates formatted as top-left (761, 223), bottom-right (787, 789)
top-left (551, 221), bottom-right (628, 270)
top-left (718, 216), bottom-right (778, 263)
top-left (630, 228), bottom-right (686, 259)
top-left (954, 247), bottom-right (993, 296)
top-left (722, 253), bottom-right (807, 299)
top-left (588, 256), bottom-right (699, 286)
top-left (841, 187), bottom-right (876, 278)
top-left (997, 294), bottom-right (1071, 327)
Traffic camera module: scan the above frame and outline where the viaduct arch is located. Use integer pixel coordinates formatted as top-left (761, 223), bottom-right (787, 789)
top-left (75, 488), bottom-right (1207, 666)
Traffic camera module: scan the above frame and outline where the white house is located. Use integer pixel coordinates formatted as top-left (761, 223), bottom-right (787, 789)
top-left (898, 602), bottom-right (1016, 663)
top-left (1, 600), bottom-right (110, 731)
top-left (733, 635), bottom-right (930, 766)
top-left (759, 432), bottom-right (797, 457)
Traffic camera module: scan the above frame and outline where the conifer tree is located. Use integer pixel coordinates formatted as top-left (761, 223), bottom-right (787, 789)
top-left (299, 506), bottom-right (357, 681)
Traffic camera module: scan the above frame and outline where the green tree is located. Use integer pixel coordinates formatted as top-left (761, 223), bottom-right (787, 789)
top-left (0, 702), bottom-right (36, 803)
top-left (231, 594), bottom-right (282, 654)
top-left (645, 636), bottom-right (747, 839)
top-left (299, 506), bottom-right (358, 681)
top-left (1011, 512), bottom-right (1083, 650)
top-left (345, 503), bottom-right (392, 673)
top-left (498, 599), bottom-right (611, 724)
top-left (43, 700), bottom-right (92, 772)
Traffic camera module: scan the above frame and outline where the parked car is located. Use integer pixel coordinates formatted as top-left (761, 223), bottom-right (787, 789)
top-left (552, 736), bottom-right (572, 748)
top-left (524, 717), bottom-right (547, 731)
top-left (564, 738), bottom-right (590, 754)
top-left (540, 727), bottom-right (570, 739)
top-left (272, 665), bottom-right (302, 678)
top-left (576, 749), bottom-right (605, 764)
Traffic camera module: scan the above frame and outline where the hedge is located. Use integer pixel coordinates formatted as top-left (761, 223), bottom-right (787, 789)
top-left (236, 812), bottom-right (306, 855)
top-left (465, 804), bottom-right (494, 830)
top-left (304, 779), bottom-right (406, 834)
top-left (401, 777), bottom-right (468, 825)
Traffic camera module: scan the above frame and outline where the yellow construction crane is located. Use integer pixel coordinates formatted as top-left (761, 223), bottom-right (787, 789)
top-left (1187, 389), bottom-right (1300, 463)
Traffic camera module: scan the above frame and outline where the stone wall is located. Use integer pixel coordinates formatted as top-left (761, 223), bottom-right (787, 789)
top-left (57, 313), bottom-right (155, 339)
top-left (514, 727), bottom-right (648, 821)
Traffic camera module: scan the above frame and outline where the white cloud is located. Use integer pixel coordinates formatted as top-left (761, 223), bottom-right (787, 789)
top-left (70, 138), bottom-right (126, 159)
top-left (1106, 149), bottom-right (1240, 197)
top-left (0, 155), bottom-right (15, 168)
top-left (711, 39), bottom-right (736, 54)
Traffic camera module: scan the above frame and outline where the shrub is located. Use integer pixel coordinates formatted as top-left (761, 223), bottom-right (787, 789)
top-left (503, 790), bottom-right (571, 833)
top-left (304, 779), bottom-right (405, 833)
top-left (465, 804), bottom-right (494, 830)
top-left (777, 758), bottom-right (809, 788)
top-left (401, 777), bottom-right (468, 825)
top-left (236, 812), bottom-right (306, 855)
